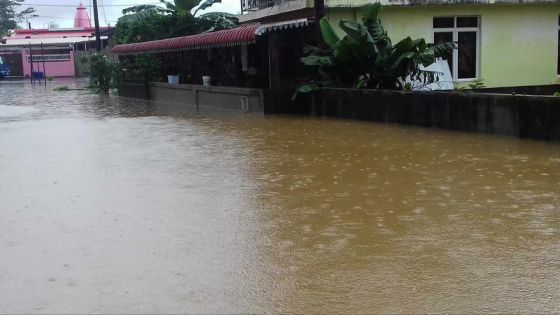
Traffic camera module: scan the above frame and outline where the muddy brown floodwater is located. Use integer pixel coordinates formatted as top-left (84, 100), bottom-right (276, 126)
top-left (1, 80), bottom-right (560, 313)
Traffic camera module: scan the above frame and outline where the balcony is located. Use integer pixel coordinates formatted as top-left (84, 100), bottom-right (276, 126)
top-left (239, 0), bottom-right (313, 23)
top-left (241, 0), bottom-right (277, 12)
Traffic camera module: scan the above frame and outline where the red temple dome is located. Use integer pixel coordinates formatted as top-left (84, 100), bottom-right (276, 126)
top-left (74, 3), bottom-right (92, 28)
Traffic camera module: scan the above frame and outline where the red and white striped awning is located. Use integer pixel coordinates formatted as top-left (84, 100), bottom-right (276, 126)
top-left (112, 18), bottom-right (312, 55)
top-left (112, 25), bottom-right (259, 54)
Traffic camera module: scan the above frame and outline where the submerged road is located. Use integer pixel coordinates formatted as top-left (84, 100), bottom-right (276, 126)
top-left (1, 80), bottom-right (560, 313)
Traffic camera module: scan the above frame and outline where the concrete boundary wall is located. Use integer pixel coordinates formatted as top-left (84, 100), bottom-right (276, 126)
top-left (118, 81), bottom-right (265, 114)
top-left (265, 88), bottom-right (560, 141)
top-left (120, 82), bottom-right (560, 141)
top-left (118, 81), bottom-right (149, 99)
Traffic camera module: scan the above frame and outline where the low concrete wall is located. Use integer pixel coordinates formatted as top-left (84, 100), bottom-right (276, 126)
top-left (268, 88), bottom-right (560, 141)
top-left (120, 82), bottom-right (560, 141)
top-left (118, 81), bottom-right (149, 100)
top-left (118, 81), bottom-right (265, 114)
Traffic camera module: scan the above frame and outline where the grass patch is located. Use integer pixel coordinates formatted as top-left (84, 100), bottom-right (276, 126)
top-left (53, 85), bottom-right (70, 92)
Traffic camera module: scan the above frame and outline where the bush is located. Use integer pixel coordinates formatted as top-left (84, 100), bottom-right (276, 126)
top-left (119, 54), bottom-right (161, 82)
top-left (53, 85), bottom-right (70, 91)
top-left (88, 53), bottom-right (118, 93)
top-left (468, 79), bottom-right (486, 89)
top-left (134, 54), bottom-right (160, 81)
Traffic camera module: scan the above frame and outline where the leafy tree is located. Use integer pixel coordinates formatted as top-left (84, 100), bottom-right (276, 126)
top-left (125, 0), bottom-right (223, 16)
top-left (192, 0), bottom-right (222, 16)
top-left (197, 12), bottom-right (238, 33)
top-left (297, 3), bottom-right (455, 92)
top-left (114, 10), bottom-right (198, 44)
top-left (0, 0), bottom-right (35, 36)
top-left (114, 0), bottom-right (235, 45)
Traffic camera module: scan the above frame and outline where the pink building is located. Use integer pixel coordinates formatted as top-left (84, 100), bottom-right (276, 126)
top-left (0, 3), bottom-right (112, 77)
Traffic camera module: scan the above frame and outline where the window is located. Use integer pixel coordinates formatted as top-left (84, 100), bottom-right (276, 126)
top-left (434, 16), bottom-right (480, 80)
top-left (26, 54), bottom-right (71, 63)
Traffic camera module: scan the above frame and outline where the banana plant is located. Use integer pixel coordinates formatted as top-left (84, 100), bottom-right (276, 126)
top-left (193, 0), bottom-right (222, 16)
top-left (198, 12), bottom-right (238, 32)
top-left (297, 3), bottom-right (455, 94)
top-left (115, 0), bottom-right (237, 44)
top-left (121, 0), bottom-right (221, 18)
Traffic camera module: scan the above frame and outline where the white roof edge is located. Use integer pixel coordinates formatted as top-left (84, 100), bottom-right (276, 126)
top-left (0, 36), bottom-right (108, 47)
top-left (255, 18), bottom-right (312, 36)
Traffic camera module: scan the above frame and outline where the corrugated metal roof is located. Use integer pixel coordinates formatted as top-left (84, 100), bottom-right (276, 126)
top-left (112, 25), bottom-right (259, 55)
top-left (112, 18), bottom-right (312, 55)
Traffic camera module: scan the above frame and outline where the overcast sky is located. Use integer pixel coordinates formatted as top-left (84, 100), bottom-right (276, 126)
top-left (20, 0), bottom-right (241, 29)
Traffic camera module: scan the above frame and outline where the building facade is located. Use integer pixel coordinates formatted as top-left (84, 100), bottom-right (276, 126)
top-left (0, 3), bottom-right (111, 78)
top-left (240, 0), bottom-right (560, 88)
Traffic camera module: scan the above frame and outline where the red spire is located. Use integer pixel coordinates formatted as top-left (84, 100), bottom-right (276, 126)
top-left (74, 3), bottom-right (92, 28)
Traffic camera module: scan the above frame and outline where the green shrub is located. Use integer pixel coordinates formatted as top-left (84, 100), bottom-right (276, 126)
top-left (134, 54), bottom-right (160, 81)
top-left (53, 85), bottom-right (70, 91)
top-left (468, 79), bottom-right (486, 89)
top-left (88, 53), bottom-right (118, 94)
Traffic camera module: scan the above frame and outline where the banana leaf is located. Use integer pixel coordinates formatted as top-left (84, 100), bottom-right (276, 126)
top-left (319, 18), bottom-right (341, 50)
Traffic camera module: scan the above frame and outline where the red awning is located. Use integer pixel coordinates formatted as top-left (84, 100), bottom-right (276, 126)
top-left (112, 25), bottom-right (259, 55)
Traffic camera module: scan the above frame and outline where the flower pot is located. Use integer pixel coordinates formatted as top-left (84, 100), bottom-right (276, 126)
top-left (202, 76), bottom-right (211, 87)
top-left (167, 75), bottom-right (179, 85)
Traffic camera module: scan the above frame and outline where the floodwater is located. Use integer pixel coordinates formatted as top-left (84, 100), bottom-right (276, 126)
top-left (1, 80), bottom-right (560, 313)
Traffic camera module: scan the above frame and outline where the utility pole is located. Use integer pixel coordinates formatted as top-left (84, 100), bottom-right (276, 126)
top-left (41, 43), bottom-right (47, 86)
top-left (313, 0), bottom-right (325, 22)
top-left (313, 0), bottom-right (325, 46)
top-left (92, 0), bottom-right (102, 51)
top-left (25, 14), bottom-right (39, 30)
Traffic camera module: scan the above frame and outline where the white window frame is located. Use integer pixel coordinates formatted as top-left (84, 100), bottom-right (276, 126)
top-left (433, 16), bottom-right (480, 82)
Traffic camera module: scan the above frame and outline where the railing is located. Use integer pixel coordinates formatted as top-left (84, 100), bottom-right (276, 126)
top-left (26, 54), bottom-right (71, 63)
top-left (241, 0), bottom-right (300, 13)
top-left (242, 0), bottom-right (273, 12)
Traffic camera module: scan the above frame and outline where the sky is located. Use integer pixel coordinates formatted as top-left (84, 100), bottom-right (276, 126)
top-left (19, 0), bottom-right (241, 29)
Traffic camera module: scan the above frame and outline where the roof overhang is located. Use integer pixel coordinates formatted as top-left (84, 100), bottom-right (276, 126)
top-left (112, 18), bottom-right (313, 55)
top-left (0, 36), bottom-right (109, 48)
top-left (112, 25), bottom-right (259, 55)
top-left (255, 18), bottom-right (312, 35)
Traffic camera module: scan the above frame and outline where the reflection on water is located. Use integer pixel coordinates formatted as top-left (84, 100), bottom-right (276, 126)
top-left (1, 80), bottom-right (559, 313)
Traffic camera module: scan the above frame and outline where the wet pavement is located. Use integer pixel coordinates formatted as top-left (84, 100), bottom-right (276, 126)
top-left (1, 79), bottom-right (560, 313)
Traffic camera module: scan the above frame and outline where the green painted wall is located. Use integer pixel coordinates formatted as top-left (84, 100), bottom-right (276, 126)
top-left (326, 4), bottom-right (560, 88)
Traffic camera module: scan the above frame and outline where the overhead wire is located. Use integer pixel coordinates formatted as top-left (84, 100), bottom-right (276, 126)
top-left (100, 0), bottom-right (109, 26)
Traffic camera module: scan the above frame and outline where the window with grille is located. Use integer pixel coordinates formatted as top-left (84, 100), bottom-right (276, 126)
top-left (26, 54), bottom-right (71, 63)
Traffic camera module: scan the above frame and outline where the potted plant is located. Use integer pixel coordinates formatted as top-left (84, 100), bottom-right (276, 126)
top-left (167, 74), bottom-right (179, 84)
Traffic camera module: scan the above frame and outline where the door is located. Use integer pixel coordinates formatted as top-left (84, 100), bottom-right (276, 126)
top-left (2, 52), bottom-right (24, 77)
